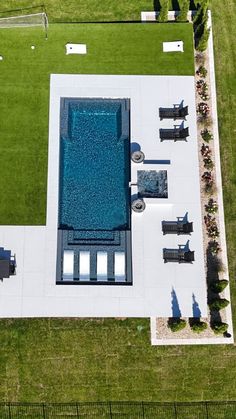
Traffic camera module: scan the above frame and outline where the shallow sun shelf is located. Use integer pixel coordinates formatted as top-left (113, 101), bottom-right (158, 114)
top-left (114, 252), bottom-right (126, 282)
top-left (97, 251), bottom-right (108, 281)
top-left (65, 43), bottom-right (87, 55)
top-left (79, 251), bottom-right (90, 280)
top-left (163, 41), bottom-right (184, 52)
top-left (63, 250), bottom-right (74, 280)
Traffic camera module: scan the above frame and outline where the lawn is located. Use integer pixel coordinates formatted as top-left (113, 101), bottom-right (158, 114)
top-left (0, 0), bottom-right (153, 22)
top-left (0, 0), bottom-right (236, 405)
top-left (0, 22), bottom-right (194, 225)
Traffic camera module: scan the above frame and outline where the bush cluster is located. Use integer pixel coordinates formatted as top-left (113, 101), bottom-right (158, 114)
top-left (209, 298), bottom-right (229, 311)
top-left (211, 322), bottom-right (228, 335)
top-left (210, 279), bottom-right (229, 293)
top-left (201, 128), bottom-right (213, 142)
top-left (168, 318), bottom-right (186, 332)
top-left (190, 321), bottom-right (207, 333)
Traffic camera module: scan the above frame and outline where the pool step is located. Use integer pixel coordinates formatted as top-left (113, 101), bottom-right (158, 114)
top-left (67, 230), bottom-right (121, 246)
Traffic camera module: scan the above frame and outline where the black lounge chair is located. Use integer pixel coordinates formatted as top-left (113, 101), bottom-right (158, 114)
top-left (160, 127), bottom-right (189, 142)
top-left (162, 221), bottom-right (193, 235)
top-left (159, 105), bottom-right (188, 120)
top-left (163, 247), bottom-right (195, 264)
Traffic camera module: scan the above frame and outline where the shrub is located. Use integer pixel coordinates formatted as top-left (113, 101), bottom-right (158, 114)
top-left (168, 318), bottom-right (186, 332)
top-left (195, 52), bottom-right (205, 65)
top-left (205, 199), bottom-right (218, 214)
top-left (158, 0), bottom-right (169, 22)
top-left (210, 279), bottom-right (229, 293)
top-left (208, 240), bottom-right (221, 255)
top-left (211, 322), bottom-right (228, 335)
top-left (204, 180), bottom-right (215, 195)
top-left (209, 298), bottom-right (229, 311)
top-left (196, 65), bottom-right (207, 78)
top-left (190, 321), bottom-right (207, 333)
top-left (201, 128), bottom-right (213, 142)
top-left (203, 157), bottom-right (214, 170)
top-left (176, 0), bottom-right (189, 22)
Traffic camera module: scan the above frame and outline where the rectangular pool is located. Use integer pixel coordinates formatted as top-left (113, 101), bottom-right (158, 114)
top-left (59, 98), bottom-right (130, 231)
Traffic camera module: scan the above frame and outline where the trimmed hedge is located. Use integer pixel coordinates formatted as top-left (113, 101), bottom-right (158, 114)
top-left (190, 321), bottom-right (208, 333)
top-left (210, 280), bottom-right (229, 294)
top-left (209, 298), bottom-right (230, 311)
top-left (211, 322), bottom-right (228, 335)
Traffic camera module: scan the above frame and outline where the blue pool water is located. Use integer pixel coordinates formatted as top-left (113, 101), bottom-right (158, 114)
top-left (59, 99), bottom-right (130, 231)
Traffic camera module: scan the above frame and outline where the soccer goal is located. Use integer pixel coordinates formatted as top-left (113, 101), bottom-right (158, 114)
top-left (0, 12), bottom-right (48, 31)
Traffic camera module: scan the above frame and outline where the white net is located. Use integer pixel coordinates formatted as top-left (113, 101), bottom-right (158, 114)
top-left (0, 12), bottom-right (48, 29)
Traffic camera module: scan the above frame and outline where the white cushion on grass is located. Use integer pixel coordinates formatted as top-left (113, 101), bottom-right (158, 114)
top-left (163, 41), bottom-right (184, 52)
top-left (65, 43), bottom-right (87, 55)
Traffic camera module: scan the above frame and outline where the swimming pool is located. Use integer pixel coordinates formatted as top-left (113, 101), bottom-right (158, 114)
top-left (59, 98), bottom-right (130, 231)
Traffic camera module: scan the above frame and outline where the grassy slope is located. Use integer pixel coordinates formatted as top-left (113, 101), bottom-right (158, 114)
top-left (0, 318), bottom-right (236, 402)
top-left (212, 0), bottom-right (236, 330)
top-left (0, 1), bottom-right (153, 22)
top-left (0, 0), bottom-right (236, 405)
top-left (0, 23), bottom-right (193, 225)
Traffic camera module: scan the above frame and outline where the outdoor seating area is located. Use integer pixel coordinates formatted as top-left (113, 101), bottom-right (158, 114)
top-left (163, 244), bottom-right (195, 264)
top-left (160, 127), bottom-right (189, 142)
top-left (159, 104), bottom-right (188, 120)
top-left (162, 219), bottom-right (193, 235)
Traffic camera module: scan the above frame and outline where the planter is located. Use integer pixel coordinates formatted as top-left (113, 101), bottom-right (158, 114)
top-left (132, 199), bottom-right (146, 213)
top-left (131, 150), bottom-right (145, 163)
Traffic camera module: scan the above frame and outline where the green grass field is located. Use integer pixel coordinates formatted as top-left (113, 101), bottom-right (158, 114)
top-left (0, 22), bottom-right (193, 225)
top-left (0, 0), bottom-right (236, 405)
top-left (0, 1), bottom-right (153, 22)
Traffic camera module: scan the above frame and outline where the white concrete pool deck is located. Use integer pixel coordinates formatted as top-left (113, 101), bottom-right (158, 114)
top-left (0, 74), bottom-right (207, 318)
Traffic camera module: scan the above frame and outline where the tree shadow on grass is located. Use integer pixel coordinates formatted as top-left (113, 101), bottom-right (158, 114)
top-left (171, 0), bottom-right (180, 10)
top-left (153, 0), bottom-right (161, 11)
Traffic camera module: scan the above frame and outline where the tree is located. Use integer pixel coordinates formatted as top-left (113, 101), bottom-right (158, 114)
top-left (158, 0), bottom-right (169, 22)
top-left (197, 26), bottom-right (211, 51)
top-left (176, 0), bottom-right (189, 22)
